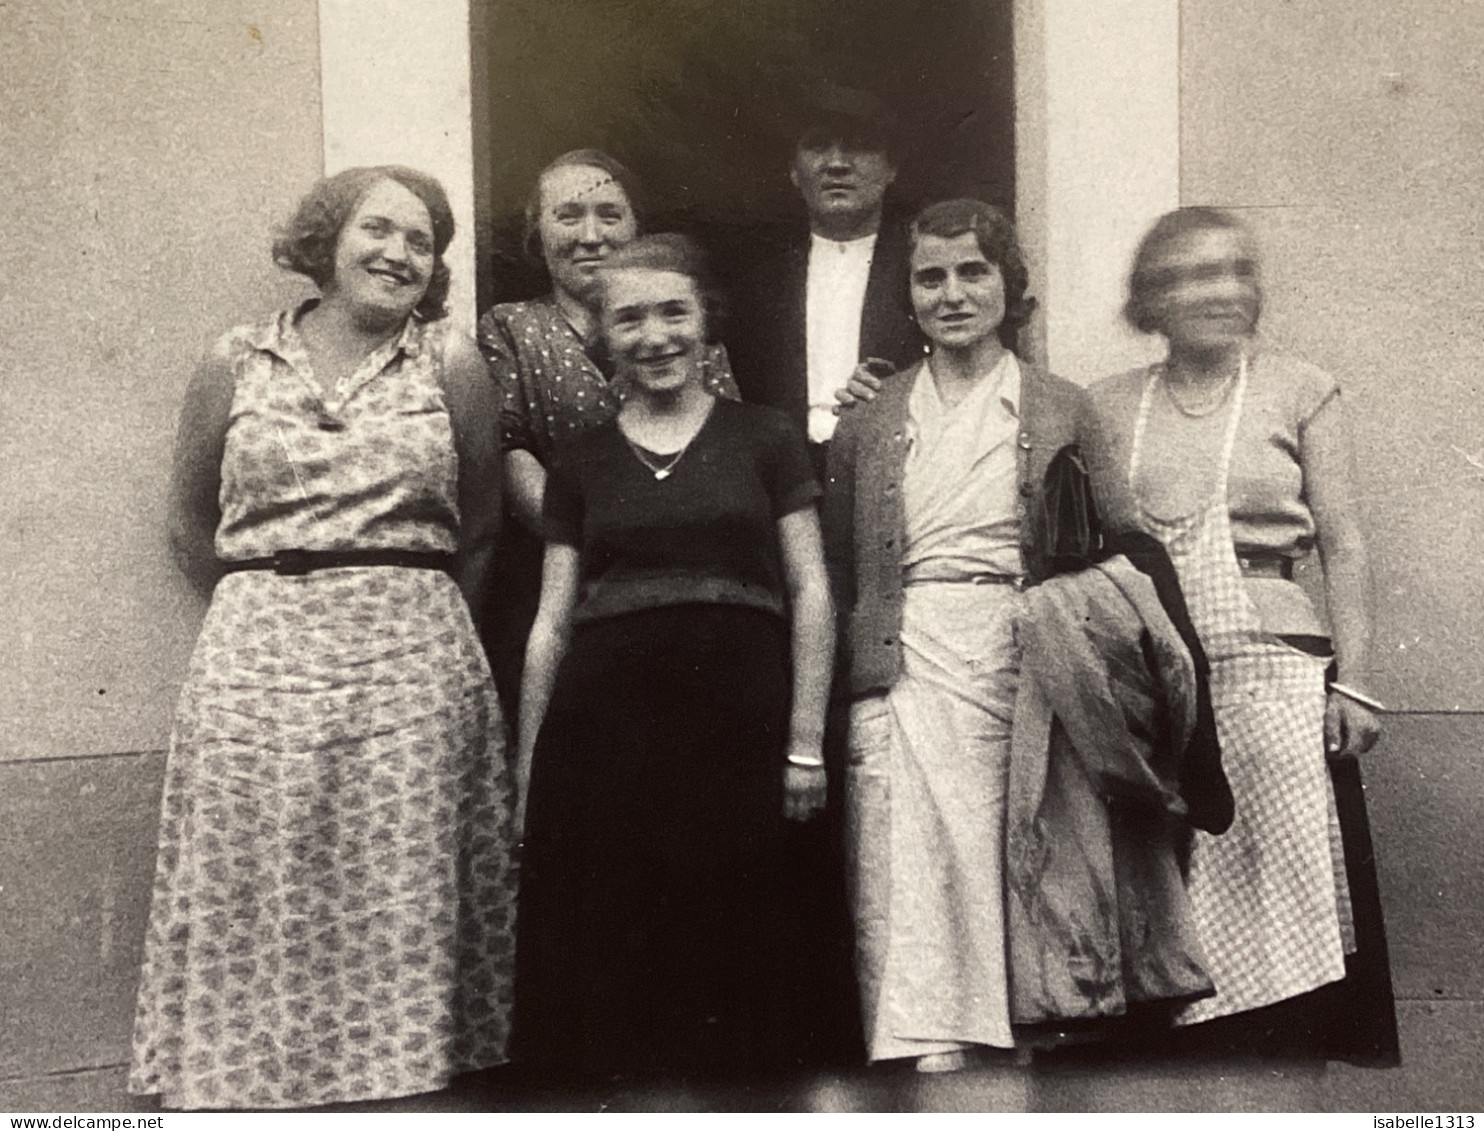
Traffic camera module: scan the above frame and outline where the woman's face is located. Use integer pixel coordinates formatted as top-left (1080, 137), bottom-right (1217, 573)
top-left (602, 267), bottom-right (706, 396)
top-left (537, 164), bottom-right (638, 304)
top-left (1145, 225), bottom-right (1260, 354)
top-left (330, 178), bottom-right (435, 321)
top-left (909, 231), bottom-right (1006, 351)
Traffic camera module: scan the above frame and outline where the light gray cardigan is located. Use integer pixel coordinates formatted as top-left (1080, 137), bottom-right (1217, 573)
top-left (820, 357), bottom-right (1087, 700)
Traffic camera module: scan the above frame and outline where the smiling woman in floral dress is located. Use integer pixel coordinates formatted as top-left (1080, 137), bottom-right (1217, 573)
top-left (129, 167), bottom-right (517, 1109)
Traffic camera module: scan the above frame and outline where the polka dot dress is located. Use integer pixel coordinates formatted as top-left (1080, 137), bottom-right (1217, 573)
top-left (477, 295), bottom-right (739, 465)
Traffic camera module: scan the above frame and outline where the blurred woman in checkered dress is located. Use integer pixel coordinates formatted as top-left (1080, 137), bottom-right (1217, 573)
top-left (1077, 207), bottom-right (1399, 1063)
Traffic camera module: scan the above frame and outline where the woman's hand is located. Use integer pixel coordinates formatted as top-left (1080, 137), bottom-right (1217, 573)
top-left (783, 757), bottom-right (828, 822)
top-left (1325, 693), bottom-right (1381, 760)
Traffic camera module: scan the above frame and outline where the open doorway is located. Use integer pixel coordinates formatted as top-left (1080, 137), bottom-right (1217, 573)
top-left (471, 0), bottom-right (1016, 309)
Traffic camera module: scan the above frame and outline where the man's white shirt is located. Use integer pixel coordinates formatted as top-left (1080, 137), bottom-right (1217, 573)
top-left (804, 231), bottom-right (877, 444)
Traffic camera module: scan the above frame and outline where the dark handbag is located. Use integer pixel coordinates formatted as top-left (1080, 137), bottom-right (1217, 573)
top-left (1037, 443), bottom-right (1103, 577)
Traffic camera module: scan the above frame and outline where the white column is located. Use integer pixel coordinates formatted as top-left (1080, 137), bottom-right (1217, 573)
top-left (318, 0), bottom-right (477, 329)
top-left (1017, 0), bottom-right (1181, 383)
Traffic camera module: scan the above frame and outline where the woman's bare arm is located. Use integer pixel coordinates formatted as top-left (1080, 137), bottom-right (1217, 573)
top-left (168, 347), bottom-right (236, 596)
top-left (441, 334), bottom-right (502, 613)
top-left (514, 541), bottom-right (581, 833)
top-left (1304, 391), bottom-right (1381, 757)
top-left (504, 449), bottom-right (548, 535)
top-left (777, 505), bottom-right (835, 820)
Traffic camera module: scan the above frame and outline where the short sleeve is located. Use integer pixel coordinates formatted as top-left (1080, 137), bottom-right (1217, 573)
top-left (701, 342), bottom-right (743, 402)
top-left (476, 308), bottom-right (537, 456)
top-left (541, 454), bottom-right (584, 546)
top-left (754, 407), bottom-right (819, 518)
top-left (1291, 359), bottom-right (1342, 432)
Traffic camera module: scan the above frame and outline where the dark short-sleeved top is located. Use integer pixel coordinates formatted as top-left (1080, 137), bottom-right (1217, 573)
top-left (544, 398), bottom-right (818, 625)
top-left (477, 296), bottom-right (739, 466)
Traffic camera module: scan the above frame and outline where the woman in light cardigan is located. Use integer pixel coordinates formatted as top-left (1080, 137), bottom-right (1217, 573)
top-left (821, 199), bottom-right (1083, 1070)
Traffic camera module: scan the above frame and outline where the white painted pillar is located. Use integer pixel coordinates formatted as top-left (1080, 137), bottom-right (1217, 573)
top-left (318, 0), bottom-right (478, 329)
top-left (1017, 0), bottom-right (1181, 383)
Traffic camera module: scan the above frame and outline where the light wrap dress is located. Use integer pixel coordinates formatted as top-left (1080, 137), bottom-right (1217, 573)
top-left (847, 354), bottom-right (1022, 1061)
top-left (1127, 360), bottom-right (1354, 1025)
top-left (129, 307), bottom-right (517, 1109)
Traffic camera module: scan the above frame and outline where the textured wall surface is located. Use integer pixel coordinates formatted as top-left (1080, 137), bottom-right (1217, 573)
top-left (1180, 0), bottom-right (1484, 712)
top-left (0, 0), bottom-right (322, 762)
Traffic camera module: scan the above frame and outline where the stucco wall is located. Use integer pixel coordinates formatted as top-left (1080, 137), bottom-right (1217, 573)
top-left (0, 0), bottom-right (322, 1102)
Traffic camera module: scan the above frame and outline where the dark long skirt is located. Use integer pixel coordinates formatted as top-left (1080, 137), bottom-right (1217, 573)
top-left (1157, 754), bottom-right (1400, 1064)
top-left (512, 603), bottom-right (862, 1083)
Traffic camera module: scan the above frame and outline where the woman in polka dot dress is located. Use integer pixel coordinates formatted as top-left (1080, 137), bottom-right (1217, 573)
top-left (475, 150), bottom-right (738, 716)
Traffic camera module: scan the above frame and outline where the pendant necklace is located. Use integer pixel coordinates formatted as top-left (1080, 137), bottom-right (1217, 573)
top-left (624, 431), bottom-right (696, 480)
top-left (621, 398), bottom-right (713, 480)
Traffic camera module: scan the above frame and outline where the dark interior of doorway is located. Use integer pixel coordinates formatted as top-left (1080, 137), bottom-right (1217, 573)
top-left (470, 0), bottom-right (1015, 310)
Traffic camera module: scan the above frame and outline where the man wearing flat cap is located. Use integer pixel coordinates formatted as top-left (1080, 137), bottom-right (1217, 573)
top-left (729, 82), bottom-right (925, 477)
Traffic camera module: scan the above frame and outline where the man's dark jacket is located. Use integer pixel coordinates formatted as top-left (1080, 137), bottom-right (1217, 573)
top-left (723, 218), bottom-right (926, 436)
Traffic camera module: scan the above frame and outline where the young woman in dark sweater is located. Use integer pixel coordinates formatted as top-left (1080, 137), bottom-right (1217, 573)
top-left (511, 234), bottom-right (844, 1083)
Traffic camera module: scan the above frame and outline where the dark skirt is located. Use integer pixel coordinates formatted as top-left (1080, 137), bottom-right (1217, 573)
top-left (1033, 755), bottom-right (1400, 1066)
top-left (512, 603), bottom-right (862, 1083)
top-left (1159, 754), bottom-right (1400, 1064)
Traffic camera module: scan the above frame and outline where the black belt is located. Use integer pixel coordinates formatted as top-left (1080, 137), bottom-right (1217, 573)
top-left (220, 549), bottom-right (456, 577)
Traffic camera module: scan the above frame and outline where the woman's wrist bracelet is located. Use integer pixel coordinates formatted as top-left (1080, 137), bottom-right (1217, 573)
top-left (786, 752), bottom-right (826, 768)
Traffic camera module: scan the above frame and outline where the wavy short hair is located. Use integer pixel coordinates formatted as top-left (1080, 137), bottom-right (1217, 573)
top-left (907, 199), bottom-right (1037, 344)
top-left (272, 166), bottom-right (455, 321)
top-left (596, 233), bottom-right (725, 344)
top-left (522, 148), bottom-right (646, 268)
top-left (1124, 206), bottom-right (1263, 335)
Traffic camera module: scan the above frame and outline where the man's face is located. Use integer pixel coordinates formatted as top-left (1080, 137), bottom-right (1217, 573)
top-left (789, 126), bottom-right (897, 232)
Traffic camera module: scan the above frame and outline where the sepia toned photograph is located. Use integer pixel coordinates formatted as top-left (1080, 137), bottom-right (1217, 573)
top-left (2, 0), bottom-right (1481, 1116)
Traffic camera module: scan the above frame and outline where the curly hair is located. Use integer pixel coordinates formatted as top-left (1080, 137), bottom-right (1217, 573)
top-left (595, 233), bottom-right (726, 345)
top-left (1124, 206), bottom-right (1262, 335)
top-left (907, 199), bottom-right (1037, 346)
top-left (272, 165), bottom-right (455, 321)
top-left (522, 149), bottom-right (646, 269)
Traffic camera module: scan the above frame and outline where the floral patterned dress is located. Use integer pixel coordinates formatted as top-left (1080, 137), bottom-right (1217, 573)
top-left (128, 305), bottom-right (518, 1110)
